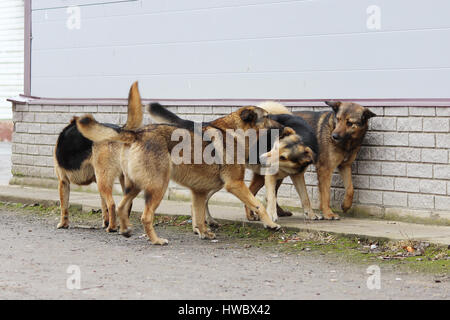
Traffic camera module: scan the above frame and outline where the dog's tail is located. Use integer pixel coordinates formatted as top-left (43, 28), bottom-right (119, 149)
top-left (123, 81), bottom-right (143, 130)
top-left (257, 101), bottom-right (292, 115)
top-left (148, 102), bottom-right (194, 128)
top-left (76, 114), bottom-right (137, 144)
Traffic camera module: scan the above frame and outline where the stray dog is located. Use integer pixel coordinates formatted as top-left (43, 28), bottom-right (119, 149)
top-left (75, 95), bottom-right (281, 245)
top-left (148, 101), bottom-right (319, 223)
top-left (54, 82), bottom-right (143, 231)
top-left (288, 101), bottom-right (376, 219)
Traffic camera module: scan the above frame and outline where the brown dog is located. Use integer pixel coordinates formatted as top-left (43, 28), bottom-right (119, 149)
top-left (53, 82), bottom-right (143, 231)
top-left (288, 101), bottom-right (376, 219)
top-left (75, 96), bottom-right (281, 245)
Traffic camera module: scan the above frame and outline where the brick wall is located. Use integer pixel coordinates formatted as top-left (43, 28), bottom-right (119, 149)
top-left (10, 103), bottom-right (450, 220)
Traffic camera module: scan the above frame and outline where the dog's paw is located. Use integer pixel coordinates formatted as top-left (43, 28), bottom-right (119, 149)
top-left (341, 202), bottom-right (352, 213)
top-left (57, 221), bottom-right (69, 229)
top-left (277, 206), bottom-right (293, 217)
top-left (106, 226), bottom-right (118, 233)
top-left (119, 228), bottom-right (132, 238)
top-left (151, 237), bottom-right (169, 245)
top-left (198, 230), bottom-right (216, 240)
top-left (304, 209), bottom-right (322, 220)
top-left (206, 218), bottom-right (220, 228)
top-left (264, 222), bottom-right (281, 231)
top-left (323, 213), bottom-right (340, 220)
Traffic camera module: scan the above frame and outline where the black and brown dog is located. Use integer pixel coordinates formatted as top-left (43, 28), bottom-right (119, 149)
top-left (75, 91), bottom-right (282, 245)
top-left (54, 82), bottom-right (143, 231)
top-left (281, 101), bottom-right (376, 220)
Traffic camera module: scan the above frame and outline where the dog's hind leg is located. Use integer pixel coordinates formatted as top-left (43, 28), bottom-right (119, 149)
top-left (192, 191), bottom-right (216, 240)
top-left (338, 164), bottom-right (354, 213)
top-left (244, 173), bottom-right (265, 221)
top-left (57, 177), bottom-right (70, 229)
top-left (96, 173), bottom-right (118, 232)
top-left (142, 188), bottom-right (168, 245)
top-left (117, 185), bottom-right (140, 237)
top-left (205, 189), bottom-right (220, 228)
top-left (99, 196), bottom-right (109, 228)
top-left (291, 172), bottom-right (322, 220)
top-left (274, 179), bottom-right (293, 217)
top-left (225, 180), bottom-right (280, 230)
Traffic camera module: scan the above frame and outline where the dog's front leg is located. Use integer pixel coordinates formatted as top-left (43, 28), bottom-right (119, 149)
top-left (338, 164), bottom-right (354, 213)
top-left (264, 175), bottom-right (278, 222)
top-left (225, 180), bottom-right (280, 230)
top-left (191, 191), bottom-right (216, 240)
top-left (244, 173), bottom-right (265, 221)
top-left (317, 167), bottom-right (340, 220)
top-left (290, 172), bottom-right (322, 220)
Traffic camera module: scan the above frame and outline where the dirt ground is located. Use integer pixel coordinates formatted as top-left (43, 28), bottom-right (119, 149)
top-left (0, 205), bottom-right (448, 300)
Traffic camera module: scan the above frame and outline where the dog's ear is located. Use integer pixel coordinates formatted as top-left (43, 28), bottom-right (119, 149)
top-left (362, 108), bottom-right (377, 123)
top-left (240, 108), bottom-right (257, 123)
top-left (280, 126), bottom-right (295, 138)
top-left (325, 101), bottom-right (341, 113)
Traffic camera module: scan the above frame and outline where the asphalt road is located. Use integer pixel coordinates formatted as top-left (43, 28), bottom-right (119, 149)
top-left (0, 207), bottom-right (447, 300)
top-left (0, 142), bottom-right (11, 185)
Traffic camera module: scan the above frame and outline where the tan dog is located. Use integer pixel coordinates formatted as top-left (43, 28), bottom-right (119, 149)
top-left (54, 82), bottom-right (143, 231)
top-left (75, 96), bottom-right (281, 245)
top-left (291, 101), bottom-right (376, 219)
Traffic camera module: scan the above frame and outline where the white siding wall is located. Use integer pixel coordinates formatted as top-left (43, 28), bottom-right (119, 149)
top-left (0, 0), bottom-right (24, 119)
top-left (30, 1), bottom-right (450, 100)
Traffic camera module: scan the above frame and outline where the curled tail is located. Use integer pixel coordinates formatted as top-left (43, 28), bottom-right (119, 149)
top-left (76, 114), bottom-right (137, 144)
top-left (257, 101), bottom-right (292, 115)
top-left (148, 103), bottom-right (195, 129)
top-left (124, 81), bottom-right (143, 130)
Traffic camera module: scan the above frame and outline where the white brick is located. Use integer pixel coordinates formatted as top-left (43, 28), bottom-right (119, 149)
top-left (27, 145), bottom-right (38, 155)
top-left (15, 104), bottom-right (28, 112)
top-left (363, 132), bottom-right (384, 146)
top-left (29, 105), bottom-right (42, 112)
top-left (98, 105), bottom-right (113, 113)
top-left (419, 179), bottom-right (447, 195)
top-left (83, 106), bottom-right (98, 113)
top-left (395, 148), bottom-right (421, 162)
top-left (407, 163), bottom-right (433, 178)
top-left (421, 149), bottom-right (448, 164)
top-left (436, 107), bottom-right (450, 117)
top-left (435, 196), bottom-right (450, 210)
top-left (384, 132), bottom-right (408, 146)
top-left (54, 106), bottom-right (69, 112)
top-left (41, 105), bottom-right (55, 112)
top-left (409, 133), bottom-right (435, 148)
top-left (370, 147), bottom-right (396, 161)
top-left (434, 165), bottom-right (450, 180)
top-left (194, 106), bottom-right (212, 114)
top-left (381, 162), bottom-right (406, 176)
top-left (383, 192), bottom-right (407, 207)
top-left (212, 106), bottom-right (232, 114)
top-left (15, 123), bottom-right (27, 133)
top-left (69, 106), bottom-right (84, 113)
top-left (353, 175), bottom-right (370, 189)
top-left (22, 113), bottom-right (34, 122)
top-left (408, 194), bottom-right (434, 209)
top-left (370, 176), bottom-right (394, 190)
top-left (422, 118), bottom-right (449, 132)
top-left (369, 117), bottom-right (396, 131)
top-left (409, 107), bottom-right (435, 116)
top-left (27, 124), bottom-right (40, 134)
top-left (397, 118), bottom-right (422, 132)
top-left (178, 106), bottom-right (195, 114)
top-left (384, 107), bottom-right (408, 116)
top-left (357, 161), bottom-right (381, 175)
top-left (359, 190), bottom-right (383, 205)
top-left (436, 134), bottom-right (450, 148)
top-left (356, 147), bottom-right (371, 160)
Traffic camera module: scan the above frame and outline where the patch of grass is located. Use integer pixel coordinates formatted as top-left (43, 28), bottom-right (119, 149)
top-left (1, 201), bottom-right (448, 275)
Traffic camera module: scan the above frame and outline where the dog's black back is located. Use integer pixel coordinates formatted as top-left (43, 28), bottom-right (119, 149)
top-left (55, 120), bottom-right (120, 171)
top-left (268, 114), bottom-right (318, 161)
